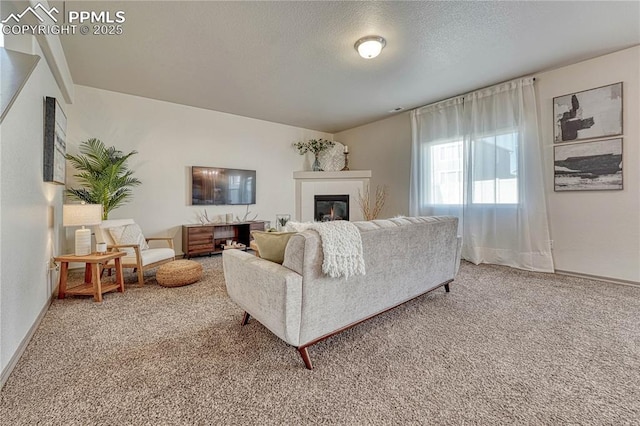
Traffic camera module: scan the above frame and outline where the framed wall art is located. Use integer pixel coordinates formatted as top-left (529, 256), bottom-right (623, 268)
top-left (553, 82), bottom-right (622, 143)
top-left (43, 96), bottom-right (66, 184)
top-left (554, 138), bottom-right (622, 191)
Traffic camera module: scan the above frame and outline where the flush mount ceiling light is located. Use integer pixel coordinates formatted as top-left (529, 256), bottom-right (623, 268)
top-left (354, 35), bottom-right (386, 59)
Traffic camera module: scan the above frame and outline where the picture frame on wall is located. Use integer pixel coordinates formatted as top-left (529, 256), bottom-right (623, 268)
top-left (553, 82), bottom-right (623, 143)
top-left (43, 96), bottom-right (67, 184)
top-left (554, 138), bottom-right (622, 191)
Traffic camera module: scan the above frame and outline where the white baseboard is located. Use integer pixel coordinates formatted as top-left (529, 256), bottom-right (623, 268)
top-left (0, 295), bottom-right (52, 390)
top-left (555, 270), bottom-right (640, 288)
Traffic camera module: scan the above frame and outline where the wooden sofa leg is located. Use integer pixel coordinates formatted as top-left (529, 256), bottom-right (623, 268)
top-left (241, 312), bottom-right (251, 326)
top-left (137, 268), bottom-right (145, 286)
top-left (298, 347), bottom-right (313, 370)
top-left (444, 283), bottom-right (450, 293)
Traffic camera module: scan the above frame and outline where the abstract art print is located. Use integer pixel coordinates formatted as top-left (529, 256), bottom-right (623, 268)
top-left (554, 138), bottom-right (622, 191)
top-left (43, 96), bottom-right (67, 184)
top-left (553, 82), bottom-right (622, 143)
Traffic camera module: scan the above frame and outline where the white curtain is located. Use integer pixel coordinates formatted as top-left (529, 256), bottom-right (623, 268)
top-left (410, 77), bottom-right (554, 272)
top-left (410, 97), bottom-right (465, 220)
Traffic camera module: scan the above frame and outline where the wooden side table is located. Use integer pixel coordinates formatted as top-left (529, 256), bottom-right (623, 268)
top-left (55, 252), bottom-right (126, 302)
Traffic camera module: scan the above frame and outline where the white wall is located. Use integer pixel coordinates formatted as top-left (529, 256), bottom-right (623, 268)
top-left (335, 112), bottom-right (412, 218)
top-left (536, 46), bottom-right (640, 282)
top-left (335, 46), bottom-right (640, 283)
top-left (67, 86), bottom-right (332, 254)
top-left (0, 39), bottom-right (67, 380)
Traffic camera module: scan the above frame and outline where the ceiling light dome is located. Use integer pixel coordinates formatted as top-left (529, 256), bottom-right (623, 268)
top-left (354, 35), bottom-right (386, 59)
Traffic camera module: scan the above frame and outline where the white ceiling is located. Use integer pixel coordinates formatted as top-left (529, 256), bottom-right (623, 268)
top-left (59, 1), bottom-right (640, 133)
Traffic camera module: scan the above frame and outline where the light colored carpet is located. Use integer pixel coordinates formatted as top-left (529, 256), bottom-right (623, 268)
top-left (0, 257), bottom-right (638, 425)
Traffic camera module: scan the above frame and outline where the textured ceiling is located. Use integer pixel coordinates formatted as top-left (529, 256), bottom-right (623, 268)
top-left (59, 1), bottom-right (640, 133)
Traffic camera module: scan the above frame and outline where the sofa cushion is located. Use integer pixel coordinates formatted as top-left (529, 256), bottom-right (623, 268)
top-left (109, 223), bottom-right (149, 256)
top-left (107, 248), bottom-right (176, 268)
top-left (251, 231), bottom-right (296, 264)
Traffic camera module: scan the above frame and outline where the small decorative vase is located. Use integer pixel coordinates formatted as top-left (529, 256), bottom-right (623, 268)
top-left (312, 154), bottom-right (323, 171)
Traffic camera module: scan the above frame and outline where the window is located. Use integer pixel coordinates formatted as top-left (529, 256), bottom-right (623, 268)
top-left (471, 132), bottom-right (518, 204)
top-left (410, 78), bottom-right (553, 271)
top-left (427, 132), bottom-right (518, 205)
top-left (429, 140), bottom-right (463, 205)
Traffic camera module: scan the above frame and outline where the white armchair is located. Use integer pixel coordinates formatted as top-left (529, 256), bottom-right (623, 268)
top-left (94, 219), bottom-right (175, 286)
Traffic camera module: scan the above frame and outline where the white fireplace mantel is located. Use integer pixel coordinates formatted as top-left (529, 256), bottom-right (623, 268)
top-left (293, 170), bottom-right (372, 222)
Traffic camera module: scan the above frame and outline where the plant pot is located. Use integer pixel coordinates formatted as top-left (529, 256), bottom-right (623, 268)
top-left (276, 214), bottom-right (290, 231)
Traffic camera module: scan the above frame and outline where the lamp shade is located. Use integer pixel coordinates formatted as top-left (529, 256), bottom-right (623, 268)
top-left (63, 204), bottom-right (102, 256)
top-left (62, 204), bottom-right (102, 227)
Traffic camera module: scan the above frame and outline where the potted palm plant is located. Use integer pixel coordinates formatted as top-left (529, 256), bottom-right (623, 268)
top-left (65, 138), bottom-right (141, 220)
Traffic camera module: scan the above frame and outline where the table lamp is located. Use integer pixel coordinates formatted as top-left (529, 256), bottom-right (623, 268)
top-left (63, 203), bottom-right (102, 256)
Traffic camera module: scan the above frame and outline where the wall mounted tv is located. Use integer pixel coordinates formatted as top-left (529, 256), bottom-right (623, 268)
top-left (191, 166), bottom-right (256, 205)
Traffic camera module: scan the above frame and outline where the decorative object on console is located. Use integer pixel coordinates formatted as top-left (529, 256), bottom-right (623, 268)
top-left (197, 210), bottom-right (231, 225)
top-left (357, 183), bottom-right (387, 220)
top-left (553, 82), bottom-right (622, 143)
top-left (293, 139), bottom-right (335, 171)
top-left (43, 96), bottom-right (67, 185)
top-left (236, 204), bottom-right (258, 223)
top-left (276, 214), bottom-right (291, 231)
top-left (223, 242), bottom-right (246, 251)
top-left (554, 138), bottom-right (623, 191)
top-left (198, 210), bottom-right (216, 225)
top-left (317, 141), bottom-right (346, 171)
top-left (62, 203), bottom-right (102, 256)
top-left (65, 138), bottom-right (141, 220)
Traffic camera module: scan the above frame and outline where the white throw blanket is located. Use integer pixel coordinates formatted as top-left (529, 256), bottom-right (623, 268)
top-left (286, 221), bottom-right (366, 279)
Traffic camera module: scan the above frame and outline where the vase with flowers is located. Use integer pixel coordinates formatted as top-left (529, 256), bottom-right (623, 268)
top-left (293, 138), bottom-right (335, 171)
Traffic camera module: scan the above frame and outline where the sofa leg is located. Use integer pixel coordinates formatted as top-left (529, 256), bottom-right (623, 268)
top-left (137, 268), bottom-right (145, 286)
top-left (444, 283), bottom-right (450, 293)
top-left (241, 311), bottom-right (251, 326)
top-left (298, 347), bottom-right (313, 370)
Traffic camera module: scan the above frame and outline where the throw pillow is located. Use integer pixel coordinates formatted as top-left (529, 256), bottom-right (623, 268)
top-left (108, 223), bottom-right (149, 257)
top-left (251, 231), bottom-right (296, 264)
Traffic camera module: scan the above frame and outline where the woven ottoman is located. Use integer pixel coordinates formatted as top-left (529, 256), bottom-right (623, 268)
top-left (156, 260), bottom-right (202, 287)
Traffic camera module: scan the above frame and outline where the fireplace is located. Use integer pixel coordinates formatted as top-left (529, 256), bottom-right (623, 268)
top-left (314, 195), bottom-right (349, 222)
top-left (293, 170), bottom-right (371, 222)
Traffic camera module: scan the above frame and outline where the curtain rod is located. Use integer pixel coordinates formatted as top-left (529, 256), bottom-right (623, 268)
top-left (412, 75), bottom-right (536, 112)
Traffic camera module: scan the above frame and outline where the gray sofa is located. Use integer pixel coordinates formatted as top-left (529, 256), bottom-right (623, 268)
top-left (223, 216), bottom-right (462, 369)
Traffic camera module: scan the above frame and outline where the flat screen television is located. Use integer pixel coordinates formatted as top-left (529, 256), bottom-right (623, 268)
top-left (191, 166), bottom-right (256, 205)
